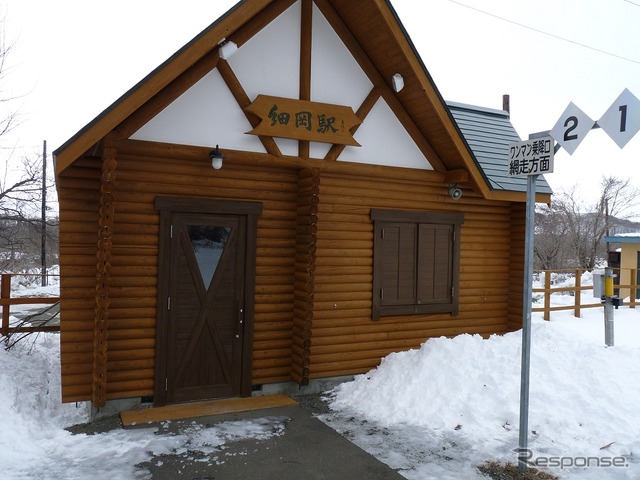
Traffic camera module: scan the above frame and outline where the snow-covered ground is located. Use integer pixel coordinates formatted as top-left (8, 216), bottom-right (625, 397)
top-left (1, 277), bottom-right (640, 479)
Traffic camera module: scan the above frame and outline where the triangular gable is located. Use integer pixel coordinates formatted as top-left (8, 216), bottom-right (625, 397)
top-left (131, 69), bottom-right (266, 153)
top-left (53, 0), bottom-right (545, 203)
top-left (130, 1), bottom-right (430, 170)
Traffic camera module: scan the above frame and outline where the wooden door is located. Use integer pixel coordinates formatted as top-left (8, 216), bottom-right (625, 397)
top-left (155, 198), bottom-right (261, 405)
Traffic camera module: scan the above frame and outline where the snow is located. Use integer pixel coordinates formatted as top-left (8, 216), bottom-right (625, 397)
top-left (327, 311), bottom-right (640, 479)
top-left (2, 279), bottom-right (640, 478)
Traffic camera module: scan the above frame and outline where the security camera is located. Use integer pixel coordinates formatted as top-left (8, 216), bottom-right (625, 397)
top-left (448, 186), bottom-right (462, 200)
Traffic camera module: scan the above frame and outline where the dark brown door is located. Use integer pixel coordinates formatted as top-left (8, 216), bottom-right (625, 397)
top-left (155, 198), bottom-right (261, 405)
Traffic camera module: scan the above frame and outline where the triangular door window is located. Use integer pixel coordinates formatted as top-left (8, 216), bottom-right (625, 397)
top-left (187, 225), bottom-right (232, 289)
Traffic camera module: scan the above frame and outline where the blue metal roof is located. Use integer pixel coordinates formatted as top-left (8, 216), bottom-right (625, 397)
top-left (447, 101), bottom-right (553, 195)
top-left (605, 235), bottom-right (640, 244)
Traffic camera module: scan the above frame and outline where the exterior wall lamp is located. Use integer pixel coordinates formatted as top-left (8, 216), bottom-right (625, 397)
top-left (448, 184), bottom-right (462, 200)
top-left (218, 39), bottom-right (238, 60)
top-left (392, 73), bottom-right (404, 93)
top-left (209, 145), bottom-right (224, 170)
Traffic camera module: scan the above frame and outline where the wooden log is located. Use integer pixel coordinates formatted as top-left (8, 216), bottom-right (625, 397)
top-left (107, 328), bottom-right (156, 342)
top-left (108, 348), bottom-right (155, 362)
top-left (108, 369), bottom-right (155, 383)
top-left (254, 302), bottom-right (294, 314)
top-left (106, 358), bottom-right (156, 372)
top-left (61, 363), bottom-right (92, 376)
top-left (314, 282), bottom-right (371, 294)
top-left (107, 291), bottom-right (156, 305)
top-left (105, 379), bottom-right (154, 395)
top-left (61, 384), bottom-right (92, 402)
top-left (108, 317), bottom-right (156, 330)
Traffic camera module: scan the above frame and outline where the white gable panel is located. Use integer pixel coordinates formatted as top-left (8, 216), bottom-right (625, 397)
top-left (309, 141), bottom-right (332, 159)
top-left (274, 139), bottom-right (332, 158)
top-left (131, 69), bottom-right (266, 153)
top-left (273, 137), bottom-right (299, 157)
top-left (311, 3), bottom-right (372, 109)
top-left (228, 1), bottom-right (301, 101)
top-left (339, 98), bottom-right (433, 170)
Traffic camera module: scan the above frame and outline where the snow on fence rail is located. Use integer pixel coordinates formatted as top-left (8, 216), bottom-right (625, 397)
top-left (533, 268), bottom-right (639, 320)
top-left (0, 273), bottom-right (60, 337)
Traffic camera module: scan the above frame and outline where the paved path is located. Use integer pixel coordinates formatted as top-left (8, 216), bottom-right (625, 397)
top-left (133, 404), bottom-right (406, 480)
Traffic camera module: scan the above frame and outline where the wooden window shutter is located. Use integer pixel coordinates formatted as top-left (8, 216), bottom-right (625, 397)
top-left (371, 209), bottom-right (463, 320)
top-left (380, 223), bottom-right (417, 306)
top-left (417, 224), bottom-right (453, 304)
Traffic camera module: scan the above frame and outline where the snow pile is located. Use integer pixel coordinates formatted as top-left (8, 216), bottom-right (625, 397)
top-left (0, 334), bottom-right (286, 480)
top-left (328, 310), bottom-right (640, 479)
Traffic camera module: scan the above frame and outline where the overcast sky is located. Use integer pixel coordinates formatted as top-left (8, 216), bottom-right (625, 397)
top-left (4, 0), bottom-right (640, 205)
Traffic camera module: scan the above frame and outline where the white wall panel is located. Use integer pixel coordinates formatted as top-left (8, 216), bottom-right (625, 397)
top-left (339, 98), bottom-right (433, 170)
top-left (131, 69), bottom-right (266, 153)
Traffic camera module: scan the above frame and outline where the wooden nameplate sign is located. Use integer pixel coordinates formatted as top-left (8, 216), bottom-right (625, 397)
top-left (245, 94), bottom-right (361, 146)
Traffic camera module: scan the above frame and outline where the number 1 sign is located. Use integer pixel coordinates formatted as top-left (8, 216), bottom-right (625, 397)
top-left (598, 88), bottom-right (640, 148)
top-left (549, 88), bottom-right (640, 154)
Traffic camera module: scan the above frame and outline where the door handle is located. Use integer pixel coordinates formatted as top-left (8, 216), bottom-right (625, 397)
top-left (235, 303), bottom-right (244, 339)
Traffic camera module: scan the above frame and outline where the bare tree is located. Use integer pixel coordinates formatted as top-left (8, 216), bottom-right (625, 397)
top-left (0, 11), bottom-right (58, 273)
top-left (535, 176), bottom-right (640, 270)
top-left (534, 202), bottom-right (569, 270)
top-left (599, 176), bottom-right (639, 243)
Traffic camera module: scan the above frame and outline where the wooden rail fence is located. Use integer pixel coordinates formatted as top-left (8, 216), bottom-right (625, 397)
top-left (2, 268), bottom-right (636, 336)
top-left (0, 273), bottom-right (60, 337)
top-left (533, 268), bottom-right (639, 321)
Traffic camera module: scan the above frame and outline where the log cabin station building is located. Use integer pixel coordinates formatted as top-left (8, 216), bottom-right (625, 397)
top-left (53, 0), bottom-right (552, 414)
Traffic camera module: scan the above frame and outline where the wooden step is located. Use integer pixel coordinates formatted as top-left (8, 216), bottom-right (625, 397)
top-left (120, 394), bottom-right (298, 427)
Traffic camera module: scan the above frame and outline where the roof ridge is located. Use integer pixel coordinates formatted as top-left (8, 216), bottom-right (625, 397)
top-left (446, 100), bottom-right (509, 118)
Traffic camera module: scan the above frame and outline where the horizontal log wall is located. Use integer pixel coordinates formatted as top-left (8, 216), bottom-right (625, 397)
top-left (58, 142), bottom-right (300, 403)
top-left (507, 202), bottom-right (526, 331)
top-left (58, 158), bottom-right (101, 402)
top-left (58, 140), bottom-right (527, 402)
top-left (308, 169), bottom-right (515, 379)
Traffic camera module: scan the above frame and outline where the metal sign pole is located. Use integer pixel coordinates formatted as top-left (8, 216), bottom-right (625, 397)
top-left (517, 173), bottom-right (537, 473)
top-left (508, 134), bottom-right (553, 472)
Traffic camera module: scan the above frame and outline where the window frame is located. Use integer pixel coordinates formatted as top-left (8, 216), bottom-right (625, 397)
top-left (371, 209), bottom-right (464, 320)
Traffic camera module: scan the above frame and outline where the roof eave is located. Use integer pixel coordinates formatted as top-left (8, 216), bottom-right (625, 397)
top-left (376, 0), bottom-right (498, 199)
top-left (53, 0), bottom-right (258, 176)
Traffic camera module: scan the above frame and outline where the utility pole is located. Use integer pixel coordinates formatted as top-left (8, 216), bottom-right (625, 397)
top-left (41, 140), bottom-right (47, 287)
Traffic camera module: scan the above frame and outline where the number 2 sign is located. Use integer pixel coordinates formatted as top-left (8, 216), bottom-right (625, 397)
top-left (549, 88), bottom-right (640, 154)
top-left (549, 102), bottom-right (594, 155)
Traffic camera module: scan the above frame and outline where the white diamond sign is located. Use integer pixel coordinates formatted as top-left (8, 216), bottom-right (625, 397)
top-left (549, 102), bottom-right (594, 155)
top-left (598, 88), bottom-right (640, 148)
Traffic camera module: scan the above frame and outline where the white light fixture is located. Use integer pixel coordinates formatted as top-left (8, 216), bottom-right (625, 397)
top-left (392, 73), bottom-right (404, 93)
top-left (218, 39), bottom-right (238, 60)
top-left (209, 145), bottom-right (224, 170)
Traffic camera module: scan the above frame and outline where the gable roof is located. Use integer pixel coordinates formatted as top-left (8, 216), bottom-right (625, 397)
top-left (448, 101), bottom-right (553, 195)
top-left (53, 0), bottom-right (550, 203)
